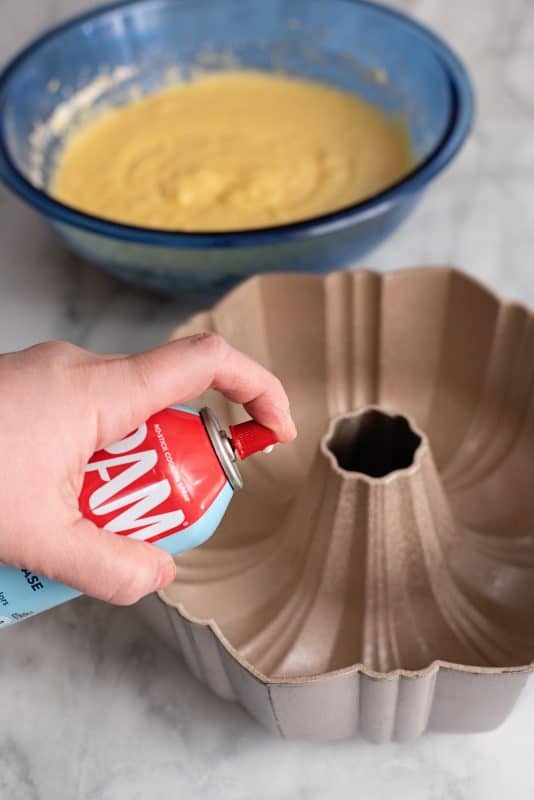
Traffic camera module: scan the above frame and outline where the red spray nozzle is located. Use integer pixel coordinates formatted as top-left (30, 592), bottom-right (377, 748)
top-left (228, 421), bottom-right (278, 460)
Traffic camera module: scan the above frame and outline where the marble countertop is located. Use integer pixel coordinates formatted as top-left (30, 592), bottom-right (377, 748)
top-left (1, 1), bottom-right (534, 798)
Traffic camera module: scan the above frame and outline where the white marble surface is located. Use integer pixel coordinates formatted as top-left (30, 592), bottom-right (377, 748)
top-left (1, 0), bottom-right (534, 797)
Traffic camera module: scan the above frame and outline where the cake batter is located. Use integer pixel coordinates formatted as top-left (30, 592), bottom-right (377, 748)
top-left (52, 71), bottom-right (411, 232)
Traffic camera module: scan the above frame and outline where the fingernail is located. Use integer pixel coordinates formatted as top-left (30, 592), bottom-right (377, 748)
top-left (278, 418), bottom-right (297, 442)
top-left (272, 402), bottom-right (297, 441)
top-left (283, 412), bottom-right (297, 440)
top-left (289, 417), bottom-right (298, 439)
top-left (157, 557), bottom-right (177, 590)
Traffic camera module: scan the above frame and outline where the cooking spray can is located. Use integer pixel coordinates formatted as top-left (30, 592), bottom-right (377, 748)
top-left (0, 405), bottom-right (277, 627)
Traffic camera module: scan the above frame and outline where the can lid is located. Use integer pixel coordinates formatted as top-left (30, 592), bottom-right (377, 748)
top-left (228, 421), bottom-right (278, 460)
top-left (200, 407), bottom-right (244, 491)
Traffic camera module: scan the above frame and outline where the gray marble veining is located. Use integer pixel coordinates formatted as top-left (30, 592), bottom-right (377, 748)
top-left (1, 0), bottom-right (534, 797)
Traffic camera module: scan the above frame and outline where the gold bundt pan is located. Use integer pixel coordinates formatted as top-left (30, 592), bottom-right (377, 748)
top-left (139, 267), bottom-right (534, 741)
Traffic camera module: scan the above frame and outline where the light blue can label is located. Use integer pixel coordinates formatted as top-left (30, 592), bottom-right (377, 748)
top-left (0, 568), bottom-right (81, 626)
top-left (0, 482), bottom-right (232, 628)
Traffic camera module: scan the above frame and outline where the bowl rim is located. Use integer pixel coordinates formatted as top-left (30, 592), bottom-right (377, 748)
top-left (0, 0), bottom-right (475, 249)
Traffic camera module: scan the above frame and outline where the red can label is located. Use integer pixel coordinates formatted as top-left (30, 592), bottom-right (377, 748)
top-left (79, 407), bottom-right (227, 544)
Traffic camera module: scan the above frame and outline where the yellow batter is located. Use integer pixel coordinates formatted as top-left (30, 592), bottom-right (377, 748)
top-left (52, 71), bottom-right (411, 232)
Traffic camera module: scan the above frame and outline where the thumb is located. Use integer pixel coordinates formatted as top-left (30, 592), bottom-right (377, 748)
top-left (38, 518), bottom-right (177, 605)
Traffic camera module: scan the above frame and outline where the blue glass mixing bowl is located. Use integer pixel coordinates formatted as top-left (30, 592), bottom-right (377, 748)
top-left (0, 0), bottom-right (473, 296)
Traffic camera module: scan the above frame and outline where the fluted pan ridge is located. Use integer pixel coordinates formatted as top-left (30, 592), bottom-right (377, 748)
top-left (159, 268), bottom-right (534, 682)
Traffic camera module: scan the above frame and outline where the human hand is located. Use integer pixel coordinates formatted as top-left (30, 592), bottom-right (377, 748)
top-left (0, 333), bottom-right (296, 605)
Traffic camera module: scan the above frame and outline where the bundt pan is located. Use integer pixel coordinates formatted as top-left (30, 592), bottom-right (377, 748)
top-left (137, 266), bottom-right (534, 742)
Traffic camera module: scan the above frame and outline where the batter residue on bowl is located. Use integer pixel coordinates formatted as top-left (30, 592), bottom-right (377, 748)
top-left (52, 71), bottom-right (412, 232)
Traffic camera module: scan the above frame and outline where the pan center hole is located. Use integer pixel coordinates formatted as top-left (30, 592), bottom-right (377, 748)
top-left (327, 409), bottom-right (422, 478)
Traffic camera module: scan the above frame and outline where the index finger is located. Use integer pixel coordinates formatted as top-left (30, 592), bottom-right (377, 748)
top-left (94, 333), bottom-right (297, 447)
